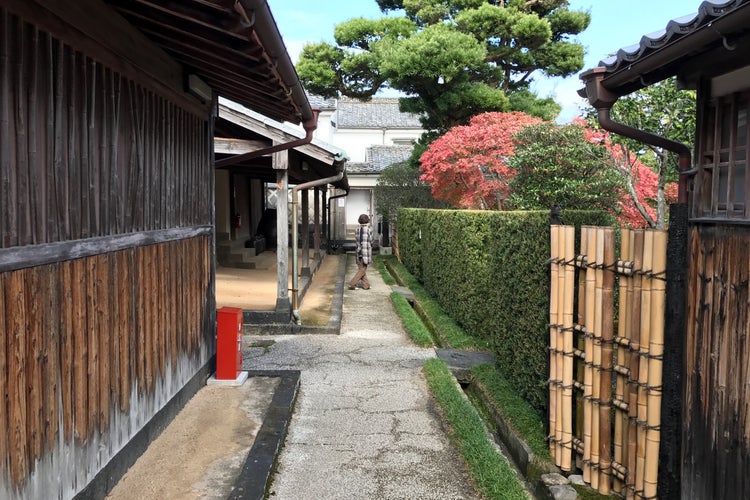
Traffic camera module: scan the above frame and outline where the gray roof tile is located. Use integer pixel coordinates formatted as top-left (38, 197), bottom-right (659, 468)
top-left (600, 0), bottom-right (750, 73)
top-left (334, 97), bottom-right (423, 128)
top-left (368, 145), bottom-right (414, 171)
top-left (347, 145), bottom-right (414, 174)
top-left (307, 94), bottom-right (338, 110)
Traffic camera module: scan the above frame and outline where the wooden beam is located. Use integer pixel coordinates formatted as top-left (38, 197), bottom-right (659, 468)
top-left (0, 226), bottom-right (212, 272)
top-left (214, 137), bottom-right (270, 155)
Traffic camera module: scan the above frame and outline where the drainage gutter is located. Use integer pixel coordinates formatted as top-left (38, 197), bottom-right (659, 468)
top-left (215, 110), bottom-right (319, 168)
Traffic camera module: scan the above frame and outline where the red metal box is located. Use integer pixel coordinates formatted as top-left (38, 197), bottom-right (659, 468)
top-left (216, 307), bottom-right (243, 380)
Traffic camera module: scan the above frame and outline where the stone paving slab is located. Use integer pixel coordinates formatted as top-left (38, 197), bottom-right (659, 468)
top-left (242, 254), bottom-right (481, 499)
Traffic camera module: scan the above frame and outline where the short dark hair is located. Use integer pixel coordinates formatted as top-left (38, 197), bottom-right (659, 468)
top-left (358, 214), bottom-right (370, 224)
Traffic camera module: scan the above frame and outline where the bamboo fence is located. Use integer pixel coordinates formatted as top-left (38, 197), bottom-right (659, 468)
top-left (549, 225), bottom-right (667, 499)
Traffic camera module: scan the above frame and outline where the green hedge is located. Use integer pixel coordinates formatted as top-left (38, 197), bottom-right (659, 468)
top-left (397, 208), bottom-right (611, 413)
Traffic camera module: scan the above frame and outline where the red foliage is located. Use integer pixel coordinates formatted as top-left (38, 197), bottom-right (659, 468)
top-left (420, 113), bottom-right (675, 224)
top-left (576, 119), bottom-right (677, 228)
top-left (419, 112), bottom-right (543, 209)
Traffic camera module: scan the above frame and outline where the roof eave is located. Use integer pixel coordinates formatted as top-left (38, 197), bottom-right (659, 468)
top-left (245, 0), bottom-right (313, 124)
top-left (585, 1), bottom-right (750, 97)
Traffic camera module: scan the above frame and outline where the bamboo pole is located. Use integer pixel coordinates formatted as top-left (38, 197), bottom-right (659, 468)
top-left (583, 226), bottom-right (597, 484)
top-left (613, 229), bottom-right (632, 495)
top-left (636, 230), bottom-right (654, 496)
top-left (627, 230), bottom-right (644, 500)
top-left (556, 226), bottom-right (568, 465)
top-left (643, 231), bottom-right (667, 498)
top-left (575, 228), bottom-right (589, 471)
top-left (562, 225), bottom-right (575, 472)
top-left (598, 228), bottom-right (615, 495)
top-left (549, 225), bottom-right (560, 460)
top-left (589, 227), bottom-right (605, 490)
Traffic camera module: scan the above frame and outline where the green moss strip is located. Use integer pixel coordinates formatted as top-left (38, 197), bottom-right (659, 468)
top-left (423, 358), bottom-right (529, 500)
top-left (471, 364), bottom-right (550, 459)
top-left (390, 292), bottom-right (434, 347)
top-left (374, 254), bottom-right (397, 285)
top-left (383, 256), bottom-right (489, 351)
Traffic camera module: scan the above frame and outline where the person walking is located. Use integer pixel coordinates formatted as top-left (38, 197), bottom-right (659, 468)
top-left (348, 214), bottom-right (372, 290)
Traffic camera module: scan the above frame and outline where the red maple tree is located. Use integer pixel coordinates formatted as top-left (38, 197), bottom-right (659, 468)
top-left (419, 112), bottom-right (543, 210)
top-left (419, 112), bottom-right (675, 226)
top-left (578, 120), bottom-right (677, 228)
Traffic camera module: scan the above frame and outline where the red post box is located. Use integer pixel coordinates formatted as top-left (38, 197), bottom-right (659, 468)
top-left (216, 307), bottom-right (243, 380)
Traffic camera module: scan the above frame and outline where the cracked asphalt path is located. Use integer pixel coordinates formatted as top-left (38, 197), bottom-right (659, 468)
top-left (244, 255), bottom-right (480, 500)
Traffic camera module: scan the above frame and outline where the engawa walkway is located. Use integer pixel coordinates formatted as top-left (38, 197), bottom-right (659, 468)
top-left (242, 255), bottom-right (480, 499)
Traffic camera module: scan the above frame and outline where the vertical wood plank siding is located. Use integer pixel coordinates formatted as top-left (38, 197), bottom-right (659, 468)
top-left (0, 7), bottom-right (216, 495)
top-left (684, 225), bottom-right (750, 498)
top-left (0, 11), bottom-right (211, 249)
top-left (0, 237), bottom-right (212, 486)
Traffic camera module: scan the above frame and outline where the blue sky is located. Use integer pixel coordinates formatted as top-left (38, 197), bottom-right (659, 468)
top-left (267, 0), bottom-right (700, 122)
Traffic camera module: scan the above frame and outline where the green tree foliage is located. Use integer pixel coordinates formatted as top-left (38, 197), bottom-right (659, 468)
top-left (298, 0), bottom-right (589, 131)
top-left (374, 159), bottom-right (449, 222)
top-left (507, 123), bottom-right (624, 212)
top-left (585, 77), bottom-right (696, 227)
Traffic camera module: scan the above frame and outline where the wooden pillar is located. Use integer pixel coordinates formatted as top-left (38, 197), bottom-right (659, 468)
top-left (313, 187), bottom-right (321, 259)
top-left (321, 189), bottom-right (328, 250)
top-left (301, 189), bottom-right (310, 276)
top-left (273, 149), bottom-right (290, 321)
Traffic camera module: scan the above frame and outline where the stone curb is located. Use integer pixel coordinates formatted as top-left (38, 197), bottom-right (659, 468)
top-left (228, 370), bottom-right (301, 500)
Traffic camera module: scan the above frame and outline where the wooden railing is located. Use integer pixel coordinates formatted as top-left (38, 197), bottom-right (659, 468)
top-left (549, 225), bottom-right (666, 499)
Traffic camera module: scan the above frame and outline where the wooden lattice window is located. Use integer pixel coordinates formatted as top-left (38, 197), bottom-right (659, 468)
top-left (694, 91), bottom-right (750, 220)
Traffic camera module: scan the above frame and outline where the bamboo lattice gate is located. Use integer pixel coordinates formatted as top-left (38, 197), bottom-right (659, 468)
top-left (549, 225), bottom-right (667, 499)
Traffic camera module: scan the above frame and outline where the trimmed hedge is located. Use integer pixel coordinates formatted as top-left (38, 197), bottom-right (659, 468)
top-left (397, 208), bottom-right (611, 414)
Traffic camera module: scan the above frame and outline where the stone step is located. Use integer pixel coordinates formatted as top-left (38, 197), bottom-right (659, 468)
top-left (218, 254), bottom-right (257, 269)
top-left (217, 244), bottom-right (257, 261)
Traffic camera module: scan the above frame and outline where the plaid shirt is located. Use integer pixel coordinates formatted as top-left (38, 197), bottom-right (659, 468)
top-left (356, 224), bottom-right (373, 265)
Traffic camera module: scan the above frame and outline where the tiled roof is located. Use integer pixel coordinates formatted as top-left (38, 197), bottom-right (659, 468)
top-left (600, 0), bottom-right (750, 73)
top-left (334, 97), bottom-right (423, 128)
top-left (346, 162), bottom-right (373, 174)
top-left (347, 145), bottom-right (414, 174)
top-left (307, 94), bottom-right (337, 111)
top-left (368, 145), bottom-right (414, 171)
top-left (586, 0), bottom-right (750, 95)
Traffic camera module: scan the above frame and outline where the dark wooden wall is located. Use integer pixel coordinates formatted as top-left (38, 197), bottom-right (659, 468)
top-left (0, 5), bottom-right (216, 498)
top-left (683, 224), bottom-right (750, 498)
top-left (0, 8), bottom-right (212, 248)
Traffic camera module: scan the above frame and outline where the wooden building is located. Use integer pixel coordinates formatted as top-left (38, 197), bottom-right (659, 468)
top-left (0, 0), bottom-right (337, 497)
top-left (214, 99), bottom-right (349, 319)
top-left (579, 0), bottom-right (750, 497)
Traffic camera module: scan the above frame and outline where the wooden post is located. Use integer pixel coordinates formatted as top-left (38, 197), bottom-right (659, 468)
top-left (313, 186), bottom-right (321, 259)
top-left (301, 188), bottom-right (310, 276)
top-left (273, 148), bottom-right (290, 320)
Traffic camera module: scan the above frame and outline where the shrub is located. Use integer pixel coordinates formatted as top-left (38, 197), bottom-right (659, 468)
top-left (397, 208), bottom-right (611, 413)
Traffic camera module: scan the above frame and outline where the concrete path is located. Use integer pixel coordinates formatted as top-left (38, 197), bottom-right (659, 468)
top-left (244, 255), bottom-right (480, 499)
